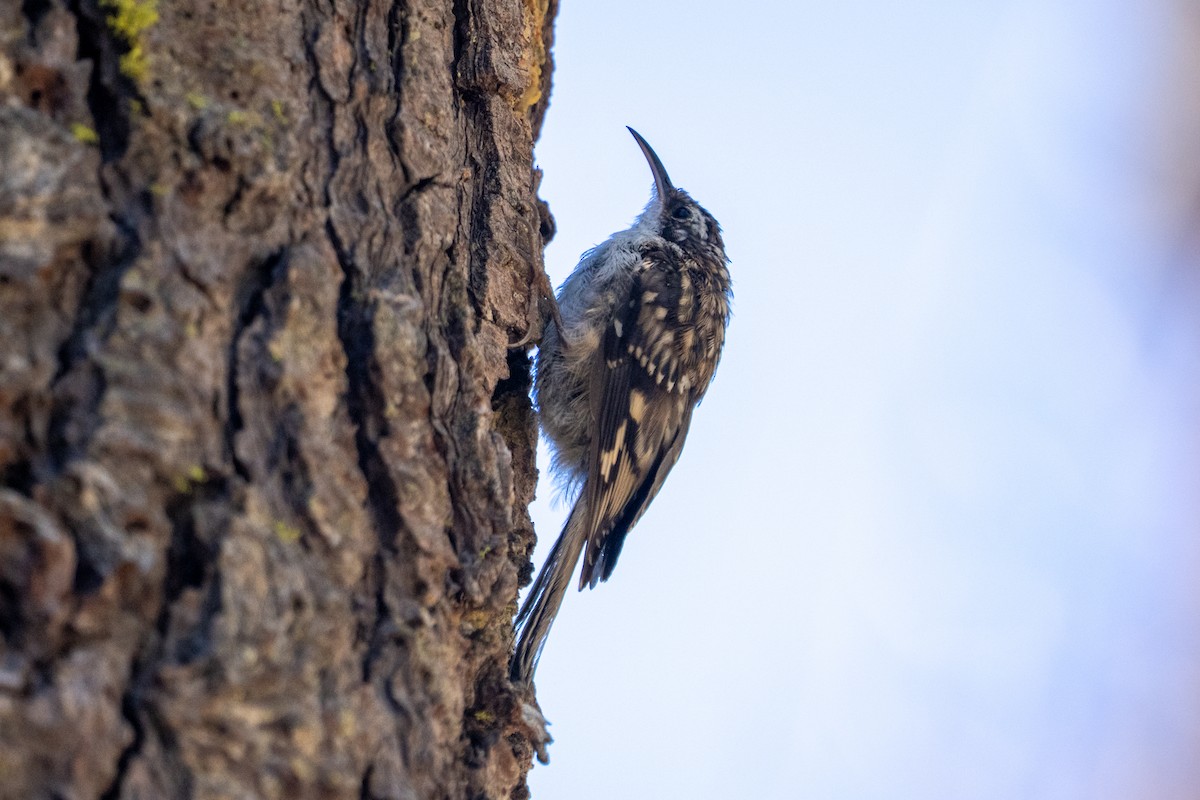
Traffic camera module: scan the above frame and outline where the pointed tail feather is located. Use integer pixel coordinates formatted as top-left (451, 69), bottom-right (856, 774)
top-left (511, 504), bottom-right (588, 685)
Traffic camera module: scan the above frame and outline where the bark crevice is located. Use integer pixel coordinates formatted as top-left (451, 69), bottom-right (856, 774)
top-left (45, 221), bottom-right (136, 476)
top-left (69, 0), bottom-right (132, 161)
top-left (225, 249), bottom-right (287, 482)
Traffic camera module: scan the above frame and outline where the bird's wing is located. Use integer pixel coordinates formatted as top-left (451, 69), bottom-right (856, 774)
top-left (578, 250), bottom-right (698, 589)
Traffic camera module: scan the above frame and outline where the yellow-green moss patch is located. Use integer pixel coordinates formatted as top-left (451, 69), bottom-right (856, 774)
top-left (71, 123), bottom-right (99, 145)
top-left (101, 0), bottom-right (158, 82)
top-left (172, 464), bottom-right (206, 493)
top-left (273, 520), bottom-right (301, 543)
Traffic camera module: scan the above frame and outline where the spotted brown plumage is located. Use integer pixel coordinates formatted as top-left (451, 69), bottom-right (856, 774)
top-left (580, 245), bottom-right (729, 588)
top-left (511, 128), bottom-right (731, 687)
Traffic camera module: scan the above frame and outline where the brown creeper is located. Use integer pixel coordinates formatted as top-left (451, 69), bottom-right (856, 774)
top-left (511, 128), bottom-right (732, 685)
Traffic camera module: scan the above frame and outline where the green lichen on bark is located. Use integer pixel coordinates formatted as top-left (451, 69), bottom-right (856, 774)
top-left (100, 0), bottom-right (158, 82)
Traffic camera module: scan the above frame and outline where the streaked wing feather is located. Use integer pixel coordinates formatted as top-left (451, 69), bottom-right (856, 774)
top-left (592, 404), bottom-right (692, 584)
top-left (579, 250), bottom-right (697, 588)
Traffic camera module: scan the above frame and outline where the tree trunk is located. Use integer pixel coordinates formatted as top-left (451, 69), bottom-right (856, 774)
top-left (0, 0), bottom-right (554, 796)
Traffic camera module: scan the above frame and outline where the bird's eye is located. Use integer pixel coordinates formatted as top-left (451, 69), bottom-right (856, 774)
top-left (672, 206), bottom-right (691, 220)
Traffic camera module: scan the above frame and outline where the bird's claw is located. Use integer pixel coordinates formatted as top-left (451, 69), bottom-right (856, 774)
top-left (514, 689), bottom-right (553, 764)
top-left (508, 274), bottom-right (566, 351)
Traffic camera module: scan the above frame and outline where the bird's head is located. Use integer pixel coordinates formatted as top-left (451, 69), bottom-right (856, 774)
top-left (628, 127), bottom-right (725, 257)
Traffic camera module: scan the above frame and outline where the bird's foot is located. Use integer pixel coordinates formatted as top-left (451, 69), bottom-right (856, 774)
top-left (508, 267), bottom-right (565, 351)
top-left (513, 685), bottom-right (553, 764)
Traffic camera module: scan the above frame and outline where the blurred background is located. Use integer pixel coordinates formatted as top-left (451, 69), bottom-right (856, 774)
top-left (525, 1), bottom-right (1200, 798)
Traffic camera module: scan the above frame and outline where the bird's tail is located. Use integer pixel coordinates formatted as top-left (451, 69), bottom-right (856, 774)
top-left (511, 503), bottom-right (588, 685)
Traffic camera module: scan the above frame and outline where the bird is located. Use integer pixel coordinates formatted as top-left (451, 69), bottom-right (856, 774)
top-left (511, 127), bottom-right (732, 686)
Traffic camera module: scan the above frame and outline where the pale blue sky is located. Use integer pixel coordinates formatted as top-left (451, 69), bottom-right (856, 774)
top-left (526, 2), bottom-right (1200, 797)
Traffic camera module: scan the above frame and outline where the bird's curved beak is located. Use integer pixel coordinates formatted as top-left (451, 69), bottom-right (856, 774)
top-left (627, 127), bottom-right (675, 203)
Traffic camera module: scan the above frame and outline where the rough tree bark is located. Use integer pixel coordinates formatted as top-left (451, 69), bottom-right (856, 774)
top-left (0, 0), bottom-right (555, 797)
